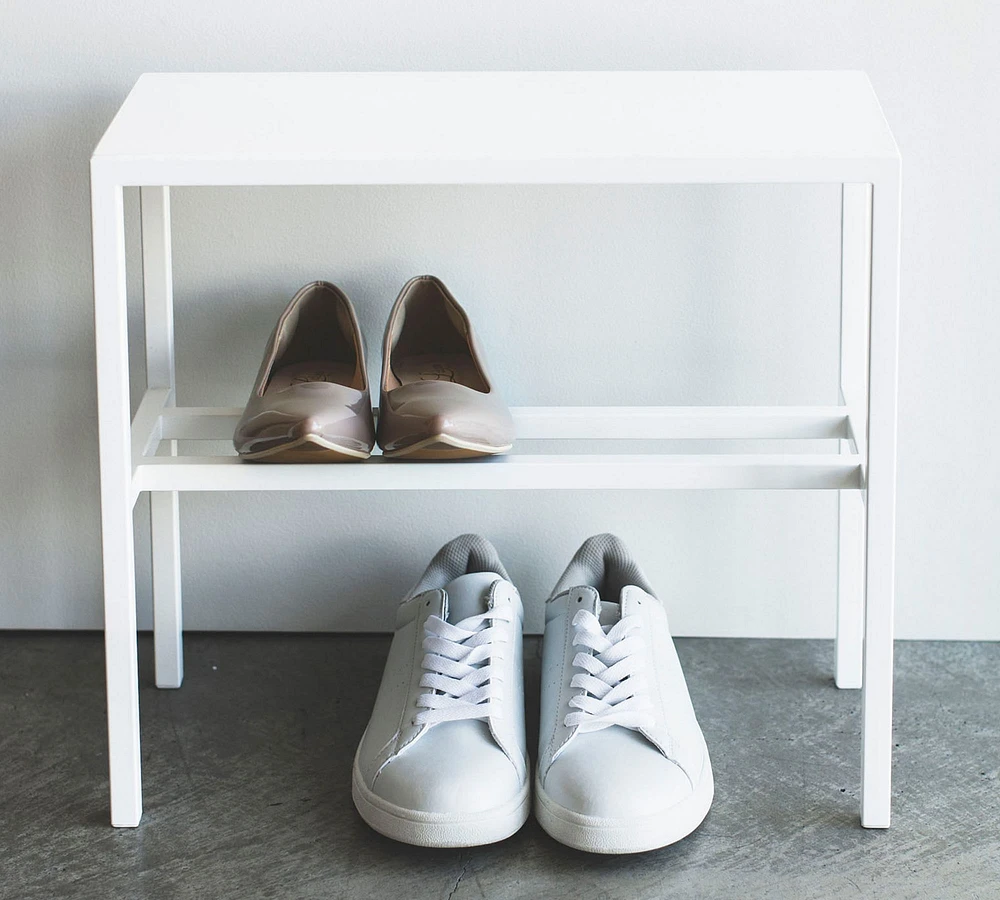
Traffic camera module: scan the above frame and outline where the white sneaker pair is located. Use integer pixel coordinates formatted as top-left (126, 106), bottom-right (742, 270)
top-left (352, 534), bottom-right (714, 854)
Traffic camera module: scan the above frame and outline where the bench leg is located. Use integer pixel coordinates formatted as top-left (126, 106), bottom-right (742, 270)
top-left (93, 173), bottom-right (142, 827)
top-left (860, 169), bottom-right (901, 829)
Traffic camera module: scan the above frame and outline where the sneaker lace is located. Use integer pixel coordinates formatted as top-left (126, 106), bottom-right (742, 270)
top-left (414, 605), bottom-right (511, 726)
top-left (564, 608), bottom-right (654, 733)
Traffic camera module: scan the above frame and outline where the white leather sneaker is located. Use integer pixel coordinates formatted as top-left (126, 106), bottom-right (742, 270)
top-left (535, 534), bottom-right (714, 854)
top-left (352, 534), bottom-right (529, 847)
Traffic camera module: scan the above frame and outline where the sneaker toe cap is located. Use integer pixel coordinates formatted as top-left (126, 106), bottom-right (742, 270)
top-left (373, 722), bottom-right (522, 815)
top-left (543, 729), bottom-right (694, 820)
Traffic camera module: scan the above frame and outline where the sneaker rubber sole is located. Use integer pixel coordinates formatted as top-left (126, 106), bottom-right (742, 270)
top-left (534, 761), bottom-right (714, 854)
top-left (352, 754), bottom-right (530, 848)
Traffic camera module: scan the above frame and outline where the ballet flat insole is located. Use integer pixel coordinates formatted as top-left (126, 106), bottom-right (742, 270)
top-left (393, 353), bottom-right (483, 388)
top-left (267, 360), bottom-right (357, 392)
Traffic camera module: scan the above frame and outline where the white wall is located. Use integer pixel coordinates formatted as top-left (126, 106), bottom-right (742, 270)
top-left (1, 1), bottom-right (997, 639)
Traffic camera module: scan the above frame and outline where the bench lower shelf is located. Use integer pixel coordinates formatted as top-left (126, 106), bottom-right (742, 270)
top-left (130, 390), bottom-right (864, 496)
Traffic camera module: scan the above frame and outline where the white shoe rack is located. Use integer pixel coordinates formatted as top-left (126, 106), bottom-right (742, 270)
top-left (91, 71), bottom-right (901, 828)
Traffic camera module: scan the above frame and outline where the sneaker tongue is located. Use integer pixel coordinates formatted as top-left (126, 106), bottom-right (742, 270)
top-left (568, 586), bottom-right (621, 628)
top-left (598, 600), bottom-right (621, 629)
top-left (443, 572), bottom-right (501, 624)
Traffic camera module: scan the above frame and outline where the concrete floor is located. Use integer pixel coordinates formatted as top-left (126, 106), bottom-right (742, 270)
top-left (1, 634), bottom-right (998, 900)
